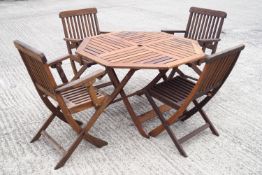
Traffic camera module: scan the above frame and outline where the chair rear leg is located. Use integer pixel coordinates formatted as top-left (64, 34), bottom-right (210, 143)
top-left (193, 100), bottom-right (219, 136)
top-left (198, 108), bottom-right (219, 136)
top-left (145, 92), bottom-right (188, 157)
top-left (71, 64), bottom-right (88, 80)
top-left (158, 70), bottom-right (168, 81)
top-left (31, 113), bottom-right (55, 143)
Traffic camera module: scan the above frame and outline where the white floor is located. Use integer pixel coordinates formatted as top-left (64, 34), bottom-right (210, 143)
top-left (0, 0), bottom-right (262, 174)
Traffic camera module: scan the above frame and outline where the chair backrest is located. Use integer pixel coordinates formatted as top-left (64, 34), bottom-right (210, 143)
top-left (185, 7), bottom-right (227, 41)
top-left (194, 44), bottom-right (245, 98)
top-left (59, 8), bottom-right (100, 40)
top-left (14, 40), bottom-right (57, 97)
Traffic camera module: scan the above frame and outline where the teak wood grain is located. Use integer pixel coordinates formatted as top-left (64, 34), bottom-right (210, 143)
top-left (76, 32), bottom-right (205, 69)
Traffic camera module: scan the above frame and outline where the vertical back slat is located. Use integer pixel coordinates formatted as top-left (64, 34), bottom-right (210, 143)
top-left (94, 13), bottom-right (100, 35)
top-left (187, 13), bottom-right (196, 38)
top-left (90, 14), bottom-right (96, 36)
top-left (194, 13), bottom-right (204, 39)
top-left (73, 16), bottom-right (80, 38)
top-left (65, 17), bottom-right (72, 38)
top-left (207, 16), bottom-right (216, 39)
top-left (185, 12), bottom-right (193, 37)
top-left (69, 16), bottom-right (77, 39)
top-left (83, 15), bottom-right (90, 36)
top-left (200, 14), bottom-right (209, 39)
top-left (79, 15), bottom-right (86, 38)
top-left (191, 13), bottom-right (199, 39)
top-left (87, 14), bottom-right (94, 36)
top-left (77, 15), bottom-right (83, 39)
top-left (197, 14), bottom-right (206, 39)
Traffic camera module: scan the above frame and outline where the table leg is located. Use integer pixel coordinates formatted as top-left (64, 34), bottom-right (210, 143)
top-left (107, 68), bottom-right (149, 138)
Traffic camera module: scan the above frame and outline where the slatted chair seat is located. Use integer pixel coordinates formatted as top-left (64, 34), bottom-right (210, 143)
top-left (145, 44), bottom-right (245, 157)
top-left (61, 86), bottom-right (106, 113)
top-left (150, 77), bottom-right (195, 107)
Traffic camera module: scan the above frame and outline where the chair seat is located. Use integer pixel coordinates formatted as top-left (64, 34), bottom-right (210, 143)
top-left (61, 86), bottom-right (106, 113)
top-left (150, 76), bottom-right (195, 107)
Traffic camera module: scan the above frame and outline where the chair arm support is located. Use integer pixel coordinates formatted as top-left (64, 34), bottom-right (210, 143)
top-left (48, 54), bottom-right (73, 68)
top-left (55, 69), bottom-right (106, 93)
top-left (161, 29), bottom-right (186, 34)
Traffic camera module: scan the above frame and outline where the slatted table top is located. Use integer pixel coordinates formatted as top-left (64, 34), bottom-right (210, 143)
top-left (76, 32), bottom-right (205, 69)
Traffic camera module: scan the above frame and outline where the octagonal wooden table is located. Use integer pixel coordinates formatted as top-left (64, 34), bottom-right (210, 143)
top-left (76, 31), bottom-right (205, 138)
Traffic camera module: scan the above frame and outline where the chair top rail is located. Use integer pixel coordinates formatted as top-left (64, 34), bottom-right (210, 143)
top-left (59, 8), bottom-right (97, 18)
top-left (190, 7), bottom-right (227, 18)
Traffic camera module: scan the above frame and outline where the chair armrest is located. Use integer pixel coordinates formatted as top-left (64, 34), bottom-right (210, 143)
top-left (64, 37), bottom-right (83, 43)
top-left (55, 69), bottom-right (105, 93)
top-left (100, 31), bottom-right (110, 34)
top-left (161, 29), bottom-right (186, 34)
top-left (198, 38), bottom-right (221, 45)
top-left (48, 54), bottom-right (73, 68)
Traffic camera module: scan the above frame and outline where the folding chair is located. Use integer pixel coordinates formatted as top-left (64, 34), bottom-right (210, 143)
top-left (162, 7), bottom-right (227, 77)
top-left (14, 40), bottom-right (108, 169)
top-left (59, 7), bottom-right (110, 82)
top-left (145, 44), bottom-right (245, 157)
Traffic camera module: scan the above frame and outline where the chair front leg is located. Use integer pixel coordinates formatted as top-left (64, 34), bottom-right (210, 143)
top-left (145, 92), bottom-right (187, 157)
